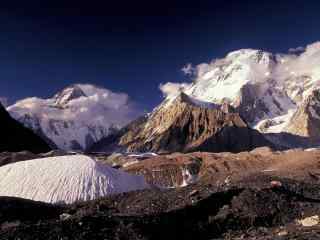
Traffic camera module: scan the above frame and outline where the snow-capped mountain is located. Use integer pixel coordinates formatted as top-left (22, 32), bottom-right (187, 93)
top-left (91, 42), bottom-right (320, 152)
top-left (7, 84), bottom-right (142, 151)
top-left (157, 42), bottom-right (320, 148)
top-left (0, 155), bottom-right (149, 204)
top-left (162, 49), bottom-right (294, 125)
top-left (8, 42), bottom-right (320, 152)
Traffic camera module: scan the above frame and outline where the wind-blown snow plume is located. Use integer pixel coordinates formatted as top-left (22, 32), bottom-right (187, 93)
top-left (273, 42), bottom-right (320, 83)
top-left (159, 82), bottom-right (192, 98)
top-left (181, 63), bottom-right (195, 76)
top-left (288, 46), bottom-right (305, 54)
top-left (161, 41), bottom-right (320, 102)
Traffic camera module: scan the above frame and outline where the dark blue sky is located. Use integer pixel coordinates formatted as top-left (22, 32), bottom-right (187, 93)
top-left (0, 0), bottom-right (320, 110)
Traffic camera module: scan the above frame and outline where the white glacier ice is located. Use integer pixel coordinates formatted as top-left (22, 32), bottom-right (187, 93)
top-left (0, 155), bottom-right (149, 204)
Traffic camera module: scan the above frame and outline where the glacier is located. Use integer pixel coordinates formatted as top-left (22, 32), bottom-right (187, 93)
top-left (0, 155), bottom-right (149, 204)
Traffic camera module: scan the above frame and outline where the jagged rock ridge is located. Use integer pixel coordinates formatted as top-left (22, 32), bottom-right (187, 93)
top-left (90, 93), bottom-right (273, 153)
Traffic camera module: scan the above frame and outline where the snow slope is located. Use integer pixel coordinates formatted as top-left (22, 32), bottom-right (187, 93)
top-left (7, 84), bottom-right (141, 151)
top-left (0, 155), bottom-right (149, 204)
top-left (186, 49), bottom-right (275, 104)
top-left (159, 49), bottom-right (295, 124)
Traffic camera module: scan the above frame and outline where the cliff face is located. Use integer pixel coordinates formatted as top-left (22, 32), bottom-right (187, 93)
top-left (90, 93), bottom-right (273, 153)
top-left (285, 89), bottom-right (320, 142)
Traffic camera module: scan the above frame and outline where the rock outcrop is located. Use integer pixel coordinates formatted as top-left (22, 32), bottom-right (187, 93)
top-left (285, 89), bottom-right (320, 143)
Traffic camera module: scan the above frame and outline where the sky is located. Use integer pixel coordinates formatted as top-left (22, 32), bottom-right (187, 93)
top-left (1, 0), bottom-right (320, 110)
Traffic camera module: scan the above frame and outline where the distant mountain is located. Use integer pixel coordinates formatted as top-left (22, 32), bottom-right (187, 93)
top-left (0, 104), bottom-right (50, 153)
top-left (89, 92), bottom-right (273, 153)
top-left (7, 84), bottom-right (142, 151)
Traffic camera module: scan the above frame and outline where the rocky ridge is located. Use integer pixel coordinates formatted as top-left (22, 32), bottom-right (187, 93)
top-left (90, 92), bottom-right (273, 153)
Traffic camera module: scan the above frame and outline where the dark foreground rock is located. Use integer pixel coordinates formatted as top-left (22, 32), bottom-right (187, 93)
top-left (1, 174), bottom-right (320, 239)
top-left (1, 149), bottom-right (320, 239)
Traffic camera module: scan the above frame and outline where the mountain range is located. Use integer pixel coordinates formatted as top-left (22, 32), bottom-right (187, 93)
top-left (2, 42), bottom-right (320, 240)
top-left (89, 92), bottom-right (273, 153)
top-left (91, 44), bottom-right (320, 152)
top-left (7, 42), bottom-right (320, 153)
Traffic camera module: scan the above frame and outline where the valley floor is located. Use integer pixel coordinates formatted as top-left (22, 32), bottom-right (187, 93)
top-left (1, 148), bottom-right (320, 239)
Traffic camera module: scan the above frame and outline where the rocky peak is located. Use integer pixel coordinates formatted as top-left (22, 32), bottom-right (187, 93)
top-left (226, 49), bottom-right (275, 66)
top-left (53, 85), bottom-right (87, 106)
top-left (90, 92), bottom-right (273, 153)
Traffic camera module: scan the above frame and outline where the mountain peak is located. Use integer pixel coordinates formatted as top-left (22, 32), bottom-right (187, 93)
top-left (90, 88), bottom-right (273, 153)
top-left (53, 84), bottom-right (87, 106)
top-left (226, 49), bottom-right (274, 64)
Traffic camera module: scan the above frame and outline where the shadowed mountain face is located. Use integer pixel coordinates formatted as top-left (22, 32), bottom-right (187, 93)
top-left (90, 93), bottom-right (273, 153)
top-left (0, 104), bottom-right (50, 153)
